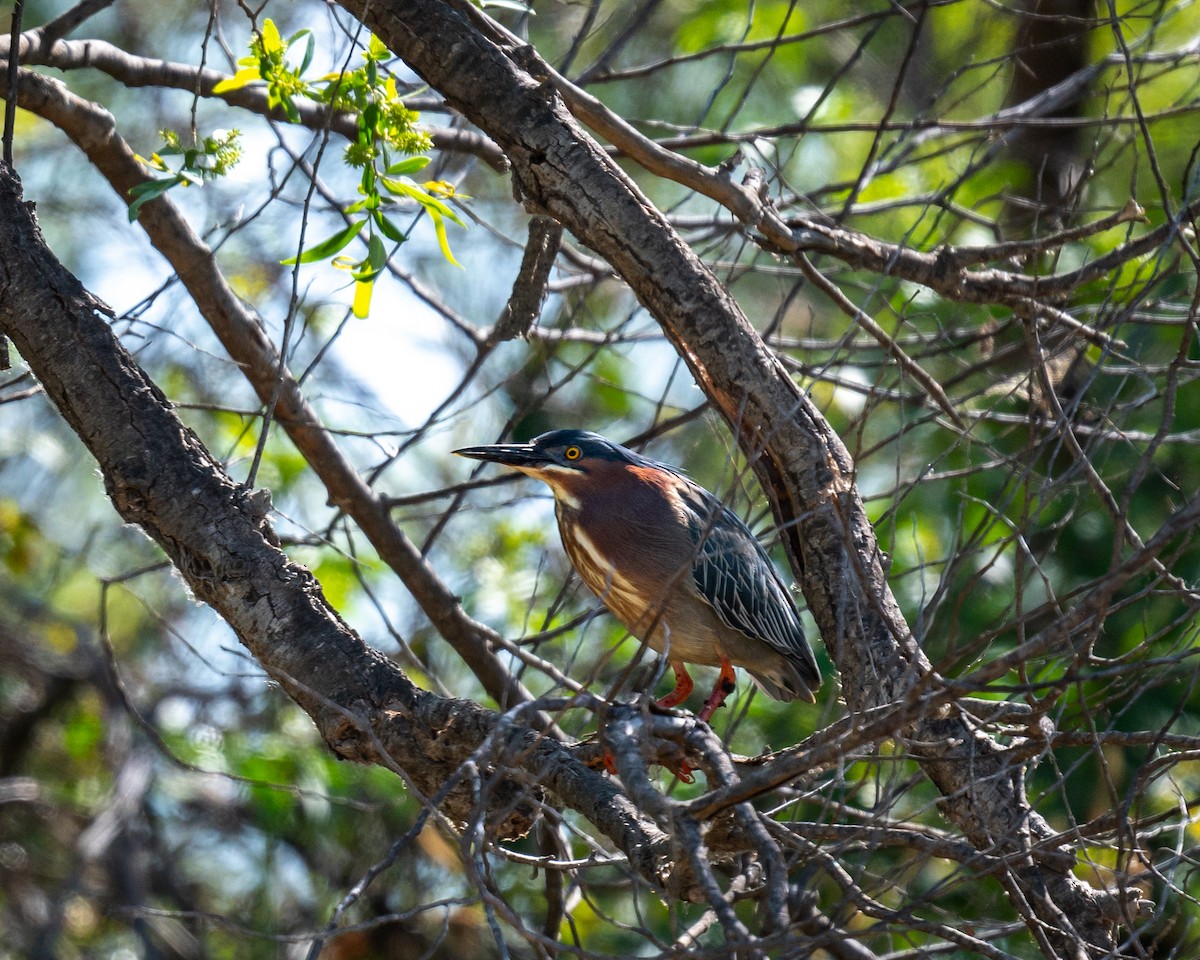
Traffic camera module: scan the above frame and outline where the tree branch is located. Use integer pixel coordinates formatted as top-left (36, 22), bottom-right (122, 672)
top-left (0, 160), bottom-right (712, 900)
top-left (339, 0), bottom-right (1134, 952)
top-left (501, 20), bottom-right (1169, 350)
top-left (0, 63), bottom-right (540, 719)
top-left (3, 33), bottom-right (507, 170)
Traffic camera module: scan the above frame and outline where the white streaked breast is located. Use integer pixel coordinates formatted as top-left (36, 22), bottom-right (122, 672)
top-left (564, 528), bottom-right (649, 624)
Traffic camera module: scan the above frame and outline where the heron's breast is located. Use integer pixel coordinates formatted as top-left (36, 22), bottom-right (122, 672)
top-left (560, 524), bottom-right (648, 624)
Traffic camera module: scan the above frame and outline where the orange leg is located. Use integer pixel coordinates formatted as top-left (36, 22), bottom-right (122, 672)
top-left (654, 661), bottom-right (694, 710)
top-left (643, 662), bottom-right (707, 783)
top-left (696, 657), bottom-right (737, 724)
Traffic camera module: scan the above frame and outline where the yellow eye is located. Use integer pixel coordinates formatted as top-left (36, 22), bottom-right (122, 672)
top-left (564, 445), bottom-right (582, 461)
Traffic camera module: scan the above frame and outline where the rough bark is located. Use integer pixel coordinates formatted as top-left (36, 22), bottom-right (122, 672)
top-left (0, 162), bottom-right (700, 897)
top-left (0, 0), bottom-right (1154, 949)
top-left (334, 0), bottom-right (1132, 952)
top-left (0, 64), bottom-right (536, 719)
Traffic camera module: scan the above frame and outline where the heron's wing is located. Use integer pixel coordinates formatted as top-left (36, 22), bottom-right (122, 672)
top-left (681, 485), bottom-right (819, 683)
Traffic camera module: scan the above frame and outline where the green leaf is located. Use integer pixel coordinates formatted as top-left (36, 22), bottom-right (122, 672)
top-left (362, 102), bottom-right (380, 138)
top-left (385, 156), bottom-right (430, 176)
top-left (420, 191), bottom-right (461, 223)
top-left (367, 232), bottom-right (387, 272)
top-left (280, 219), bottom-right (365, 265)
top-left (392, 178), bottom-right (462, 223)
top-left (291, 30), bottom-right (315, 75)
top-left (377, 176), bottom-right (464, 260)
top-left (261, 18), bottom-right (283, 55)
top-left (427, 192), bottom-right (465, 227)
top-left (367, 35), bottom-right (389, 61)
top-left (379, 175), bottom-right (427, 202)
top-left (372, 210), bottom-right (407, 243)
top-left (427, 208), bottom-right (461, 267)
top-left (127, 177), bottom-right (179, 220)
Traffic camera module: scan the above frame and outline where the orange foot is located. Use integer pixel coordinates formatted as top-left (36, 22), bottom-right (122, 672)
top-left (696, 657), bottom-right (737, 724)
top-left (598, 747), bottom-right (695, 783)
top-left (653, 661), bottom-right (694, 711)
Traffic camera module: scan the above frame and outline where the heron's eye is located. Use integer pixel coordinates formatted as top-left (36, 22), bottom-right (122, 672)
top-left (564, 445), bottom-right (582, 461)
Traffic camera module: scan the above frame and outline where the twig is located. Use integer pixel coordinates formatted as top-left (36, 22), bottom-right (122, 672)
top-left (4, 35), bottom-right (508, 170)
top-left (27, 0), bottom-right (116, 46)
top-left (933, 199), bottom-right (1149, 270)
top-left (2, 0), bottom-right (21, 166)
top-left (794, 252), bottom-right (966, 428)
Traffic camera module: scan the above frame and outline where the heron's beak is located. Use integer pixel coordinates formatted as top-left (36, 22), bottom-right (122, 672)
top-left (453, 442), bottom-right (553, 470)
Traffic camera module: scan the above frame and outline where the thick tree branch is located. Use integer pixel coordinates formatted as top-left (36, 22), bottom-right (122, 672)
top-left (340, 0), bottom-right (1134, 952)
top-left (490, 214), bottom-right (563, 343)
top-left (0, 161), bottom-right (713, 900)
top-left (0, 63), bottom-right (539, 718)
top-left (0, 61), bottom-right (782, 899)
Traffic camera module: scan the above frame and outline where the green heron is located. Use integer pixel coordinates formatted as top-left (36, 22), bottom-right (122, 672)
top-left (455, 430), bottom-right (820, 723)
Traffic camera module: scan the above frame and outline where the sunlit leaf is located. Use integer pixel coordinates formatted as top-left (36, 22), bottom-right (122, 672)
top-left (280, 219), bottom-right (365, 265)
top-left (385, 156), bottom-right (430, 176)
top-left (212, 66), bottom-right (263, 94)
top-left (351, 276), bottom-right (374, 318)
top-left (368, 34), bottom-right (389, 61)
top-left (380, 177), bottom-right (461, 224)
top-left (261, 18), bottom-right (283, 55)
top-left (428, 208), bottom-right (461, 267)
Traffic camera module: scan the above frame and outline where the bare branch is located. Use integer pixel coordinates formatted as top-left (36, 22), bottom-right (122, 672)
top-left (0, 164), bottom-right (709, 900)
top-left (0, 64), bottom-right (535, 718)
top-left (337, 1), bottom-right (1137, 952)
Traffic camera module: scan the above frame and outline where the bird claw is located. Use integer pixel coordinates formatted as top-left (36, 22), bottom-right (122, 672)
top-left (597, 746), bottom-right (697, 783)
